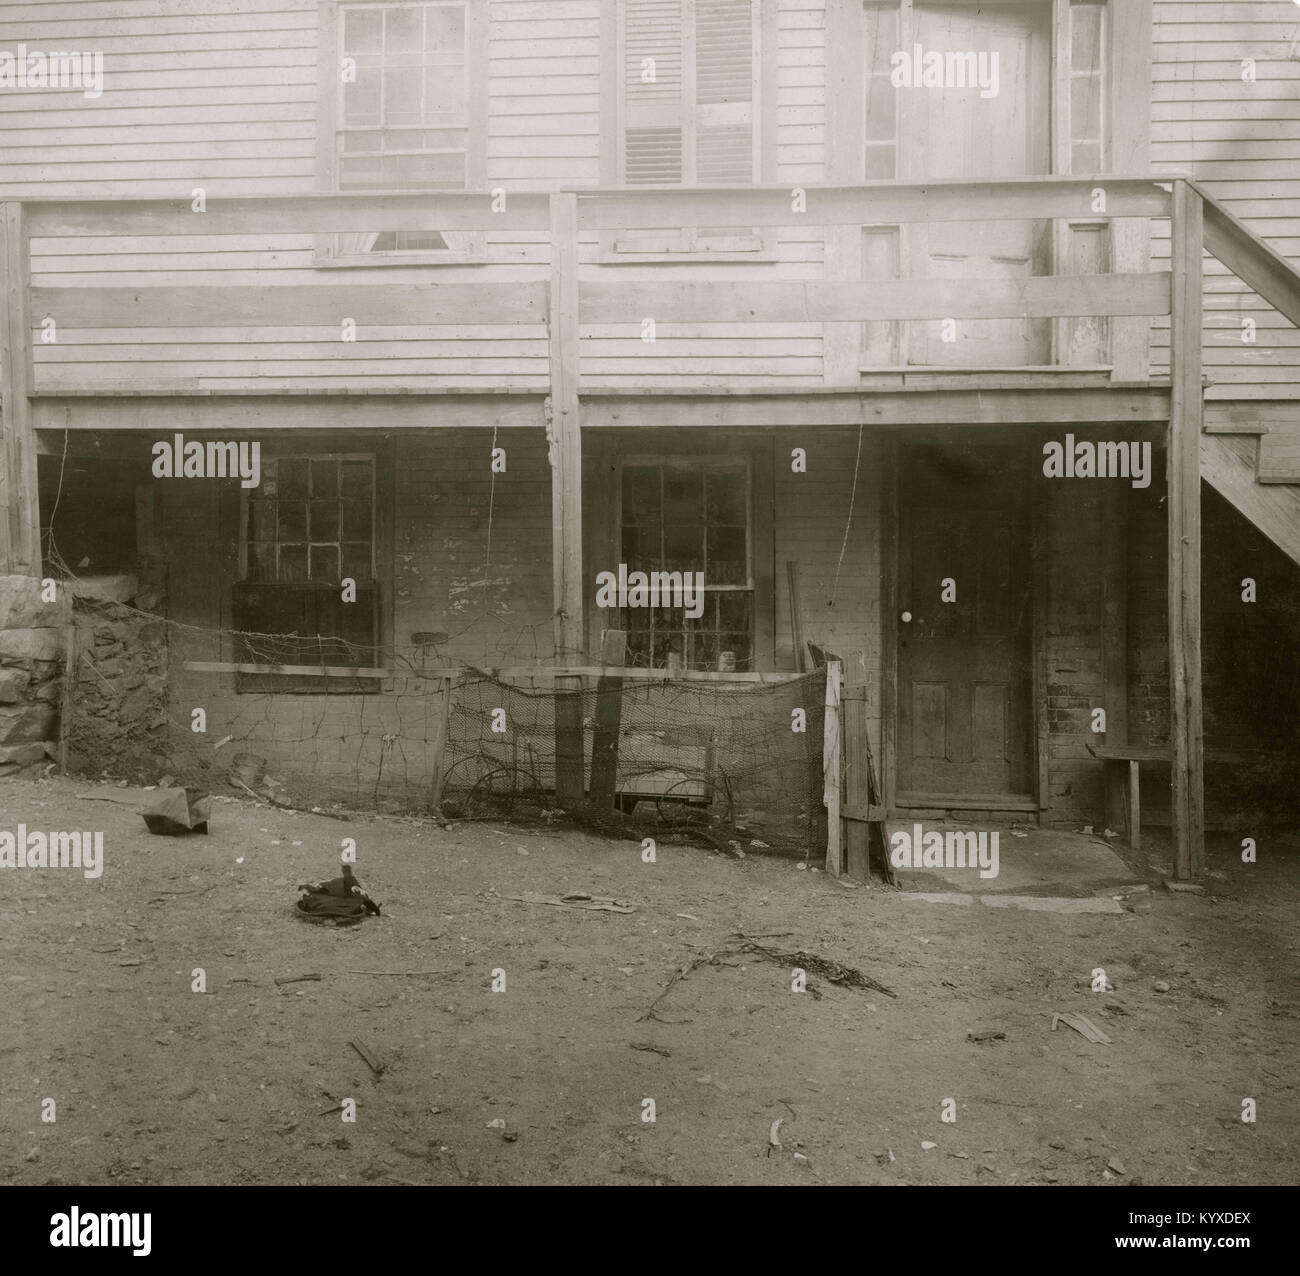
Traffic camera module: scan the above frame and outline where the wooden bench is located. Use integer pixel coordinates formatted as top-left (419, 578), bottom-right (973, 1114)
top-left (1089, 743), bottom-right (1260, 849)
top-left (1089, 744), bottom-right (1167, 850)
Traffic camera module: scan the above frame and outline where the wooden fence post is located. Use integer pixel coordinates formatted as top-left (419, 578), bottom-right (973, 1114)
top-left (824, 659), bottom-right (843, 876)
top-left (589, 628), bottom-right (626, 814)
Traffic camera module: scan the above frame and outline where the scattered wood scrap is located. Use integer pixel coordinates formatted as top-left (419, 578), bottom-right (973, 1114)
top-left (274, 973), bottom-right (322, 986)
top-left (1052, 1012), bottom-right (1112, 1045)
top-left (732, 934), bottom-right (897, 998)
top-left (629, 1041), bottom-right (671, 1057)
top-left (637, 932), bottom-right (897, 1022)
top-left (350, 1036), bottom-right (386, 1077)
top-left (506, 891), bottom-right (636, 914)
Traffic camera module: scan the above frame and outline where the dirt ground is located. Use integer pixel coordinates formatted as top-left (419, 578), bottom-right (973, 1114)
top-left (2, 774), bottom-right (1297, 1186)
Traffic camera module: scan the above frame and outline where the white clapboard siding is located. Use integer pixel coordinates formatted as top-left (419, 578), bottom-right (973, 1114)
top-left (1150, 0), bottom-right (1300, 395)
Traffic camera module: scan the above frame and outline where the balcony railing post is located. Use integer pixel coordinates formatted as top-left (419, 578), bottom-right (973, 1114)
top-left (1168, 178), bottom-right (1205, 879)
top-left (0, 201), bottom-right (39, 576)
top-left (549, 189), bottom-right (585, 808)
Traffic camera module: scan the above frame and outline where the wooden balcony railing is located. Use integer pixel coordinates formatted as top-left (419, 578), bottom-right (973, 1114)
top-left (0, 175), bottom-right (1229, 881)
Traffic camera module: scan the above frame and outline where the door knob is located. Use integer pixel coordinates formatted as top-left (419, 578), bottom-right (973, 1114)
top-left (901, 611), bottom-right (913, 623)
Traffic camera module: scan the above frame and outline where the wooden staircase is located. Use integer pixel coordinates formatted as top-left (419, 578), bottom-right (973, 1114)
top-left (1196, 184), bottom-right (1300, 568)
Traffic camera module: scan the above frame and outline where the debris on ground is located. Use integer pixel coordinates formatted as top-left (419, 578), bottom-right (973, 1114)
top-left (505, 891), bottom-right (635, 914)
top-left (296, 864), bottom-right (382, 925)
top-left (768, 1118), bottom-right (784, 1155)
top-left (140, 786), bottom-right (211, 835)
top-left (638, 932), bottom-right (896, 1023)
top-left (1051, 1012), bottom-right (1113, 1045)
top-left (1154, 979), bottom-right (1171, 993)
top-left (967, 1029), bottom-right (1007, 1044)
top-left (349, 1036), bottom-right (386, 1077)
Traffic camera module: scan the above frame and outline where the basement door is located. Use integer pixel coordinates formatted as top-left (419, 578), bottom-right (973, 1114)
top-left (896, 445), bottom-right (1034, 804)
top-left (899, 1), bottom-right (1052, 366)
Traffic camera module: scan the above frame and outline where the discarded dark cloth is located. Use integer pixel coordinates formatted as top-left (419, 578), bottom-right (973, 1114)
top-left (295, 864), bottom-right (381, 926)
top-left (141, 787), bottom-right (211, 836)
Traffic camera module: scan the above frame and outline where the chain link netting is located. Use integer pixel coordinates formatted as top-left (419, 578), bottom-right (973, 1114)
top-left (62, 596), bottom-right (828, 856)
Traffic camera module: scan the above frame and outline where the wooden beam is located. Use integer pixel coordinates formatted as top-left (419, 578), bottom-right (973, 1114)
top-left (0, 202), bottom-right (39, 575)
top-left (1198, 183), bottom-right (1300, 330)
top-left (1102, 483), bottom-right (1129, 748)
top-left (549, 190), bottom-right (585, 809)
top-left (589, 629), bottom-right (627, 814)
top-left (573, 179), bottom-right (1171, 230)
top-left (33, 395), bottom-right (547, 433)
top-left (824, 659), bottom-right (843, 877)
top-left (31, 283), bottom-right (548, 329)
top-left (580, 274), bottom-right (1171, 326)
top-left (842, 681), bottom-right (872, 881)
top-left (591, 387), bottom-right (1170, 429)
top-left (1168, 180), bottom-right (1206, 880)
top-left (23, 191), bottom-right (551, 237)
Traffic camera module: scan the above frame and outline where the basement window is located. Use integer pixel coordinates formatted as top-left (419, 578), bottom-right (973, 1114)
top-left (619, 462), bottom-right (754, 671)
top-left (235, 455), bottom-right (380, 693)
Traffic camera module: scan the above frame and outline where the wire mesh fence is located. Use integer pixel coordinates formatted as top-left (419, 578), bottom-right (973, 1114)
top-left (62, 596), bottom-right (829, 857)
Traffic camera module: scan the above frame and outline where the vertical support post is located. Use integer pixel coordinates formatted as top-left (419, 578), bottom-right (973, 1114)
top-left (58, 624), bottom-right (77, 774)
top-left (0, 202), bottom-right (39, 576)
top-left (549, 190), bottom-right (585, 808)
top-left (589, 628), bottom-right (626, 814)
top-left (824, 658), bottom-right (843, 877)
top-left (1168, 179), bottom-right (1205, 879)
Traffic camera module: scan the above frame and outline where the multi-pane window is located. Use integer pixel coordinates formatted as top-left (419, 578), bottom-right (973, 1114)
top-left (339, 1), bottom-right (468, 191)
top-left (616, 0), bottom-right (761, 253)
top-left (236, 456), bottom-right (379, 691)
top-left (620, 464), bottom-right (753, 671)
top-left (245, 457), bottom-right (374, 585)
top-left (328, 1), bottom-right (477, 259)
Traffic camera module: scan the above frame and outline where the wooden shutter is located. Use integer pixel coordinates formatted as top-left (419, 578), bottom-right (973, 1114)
top-left (695, 0), bottom-right (754, 184)
top-left (624, 0), bottom-right (684, 185)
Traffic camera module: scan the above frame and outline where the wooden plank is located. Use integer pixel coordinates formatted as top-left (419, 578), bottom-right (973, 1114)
top-left (1197, 183), bottom-right (1300, 330)
top-left (589, 629), bottom-right (627, 814)
top-left (824, 659), bottom-right (843, 878)
top-left (572, 179), bottom-right (1171, 230)
top-left (786, 562), bottom-right (806, 673)
top-left (1033, 478), bottom-right (1050, 811)
top-left (842, 683), bottom-right (872, 882)
top-left (32, 283), bottom-right (548, 328)
top-left (58, 624), bottom-right (77, 774)
top-left (1127, 760), bottom-right (1142, 852)
top-left (580, 274), bottom-right (1171, 326)
top-left (590, 387), bottom-right (1172, 428)
top-left (23, 192), bottom-right (551, 237)
top-left (0, 203), bottom-right (39, 575)
top-left (550, 190), bottom-right (584, 810)
top-left (1168, 180), bottom-right (1206, 881)
top-left (1200, 433), bottom-right (1300, 569)
top-left (1110, 0), bottom-right (1154, 384)
top-left (182, 661), bottom-right (391, 677)
top-left (1101, 482), bottom-right (1129, 749)
top-left (880, 441), bottom-right (899, 815)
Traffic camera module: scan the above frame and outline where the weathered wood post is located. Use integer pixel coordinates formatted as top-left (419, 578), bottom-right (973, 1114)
top-left (549, 190), bottom-right (585, 808)
top-left (824, 658), bottom-right (843, 877)
top-left (0, 202), bottom-right (39, 576)
top-left (1168, 179), bottom-right (1206, 879)
top-left (589, 628), bottom-right (627, 814)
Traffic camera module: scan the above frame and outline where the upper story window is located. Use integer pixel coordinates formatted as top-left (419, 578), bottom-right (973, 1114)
top-left (604, 0), bottom-right (770, 258)
top-left (318, 1), bottom-right (486, 265)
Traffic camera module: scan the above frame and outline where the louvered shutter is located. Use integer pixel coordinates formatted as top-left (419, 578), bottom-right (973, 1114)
top-left (695, 0), bottom-right (754, 185)
top-left (624, 0), bottom-right (684, 185)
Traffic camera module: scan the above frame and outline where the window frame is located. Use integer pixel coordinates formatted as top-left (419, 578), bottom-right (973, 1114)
top-left (314, 0), bottom-right (489, 269)
top-left (598, 0), bottom-right (780, 264)
top-left (234, 445), bottom-right (391, 695)
top-left (614, 455), bottom-right (757, 671)
top-left (853, 0), bottom-right (1144, 374)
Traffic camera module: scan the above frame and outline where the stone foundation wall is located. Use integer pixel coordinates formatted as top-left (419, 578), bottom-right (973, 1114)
top-left (0, 575), bottom-right (70, 778)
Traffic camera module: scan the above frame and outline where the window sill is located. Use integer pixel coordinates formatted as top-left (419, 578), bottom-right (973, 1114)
top-left (314, 252), bottom-right (491, 269)
top-left (598, 250), bottom-right (779, 265)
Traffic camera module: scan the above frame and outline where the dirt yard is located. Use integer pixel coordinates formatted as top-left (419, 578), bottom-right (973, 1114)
top-left (2, 774), bottom-right (1297, 1186)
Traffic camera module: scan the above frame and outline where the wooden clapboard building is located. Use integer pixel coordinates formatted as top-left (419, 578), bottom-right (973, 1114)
top-left (2, 0), bottom-right (1299, 875)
